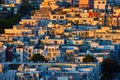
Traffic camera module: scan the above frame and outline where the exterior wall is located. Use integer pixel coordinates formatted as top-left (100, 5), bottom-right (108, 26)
top-left (16, 48), bottom-right (24, 62)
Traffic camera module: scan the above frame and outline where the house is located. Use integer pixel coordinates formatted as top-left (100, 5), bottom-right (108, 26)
top-left (43, 45), bottom-right (60, 62)
top-left (79, 0), bottom-right (94, 9)
top-left (94, 0), bottom-right (107, 10)
top-left (16, 46), bottom-right (24, 62)
top-left (24, 45), bottom-right (34, 62)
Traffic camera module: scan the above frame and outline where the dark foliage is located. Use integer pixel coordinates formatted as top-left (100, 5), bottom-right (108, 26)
top-left (83, 54), bottom-right (96, 63)
top-left (0, 14), bottom-right (21, 33)
top-left (101, 58), bottom-right (120, 80)
top-left (102, 58), bottom-right (119, 73)
top-left (31, 54), bottom-right (47, 62)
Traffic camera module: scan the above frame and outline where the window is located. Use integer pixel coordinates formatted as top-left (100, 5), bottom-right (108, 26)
top-left (29, 49), bottom-right (31, 53)
top-left (19, 49), bottom-right (21, 52)
top-left (60, 16), bottom-right (64, 19)
top-left (49, 48), bottom-right (51, 51)
top-left (29, 54), bottom-right (31, 57)
top-left (83, 20), bottom-right (86, 22)
top-left (98, 2), bottom-right (101, 4)
top-left (96, 35), bottom-right (98, 38)
top-left (0, 8), bottom-right (3, 10)
top-left (53, 16), bottom-right (56, 19)
top-left (100, 35), bottom-right (103, 38)
top-left (53, 58), bottom-right (55, 61)
top-left (7, 0), bottom-right (9, 3)
top-left (102, 2), bottom-right (105, 4)
top-left (106, 35), bottom-right (110, 38)
top-left (55, 41), bottom-right (57, 44)
top-left (94, 17), bottom-right (98, 21)
top-left (7, 8), bottom-right (11, 11)
top-left (52, 48), bottom-right (54, 51)
top-left (113, 40), bottom-right (116, 42)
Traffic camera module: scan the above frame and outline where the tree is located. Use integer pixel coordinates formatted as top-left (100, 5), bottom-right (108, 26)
top-left (102, 58), bottom-right (119, 73)
top-left (83, 54), bottom-right (96, 63)
top-left (31, 54), bottom-right (47, 62)
top-left (0, 14), bottom-right (21, 33)
top-left (101, 58), bottom-right (120, 80)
